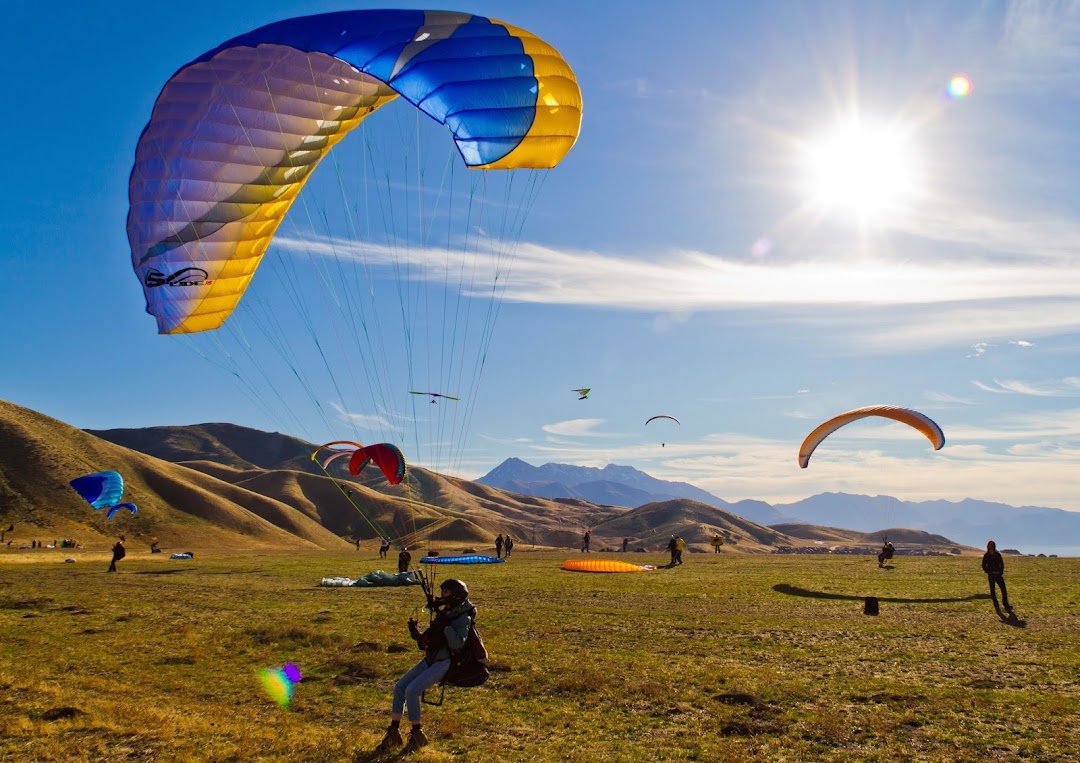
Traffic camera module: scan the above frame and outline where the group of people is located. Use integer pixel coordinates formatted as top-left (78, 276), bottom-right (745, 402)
top-left (494, 534), bottom-right (513, 558)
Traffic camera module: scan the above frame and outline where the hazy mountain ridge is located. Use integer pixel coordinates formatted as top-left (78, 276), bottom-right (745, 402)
top-left (479, 459), bottom-right (1079, 550)
top-left (479, 457), bottom-right (787, 525)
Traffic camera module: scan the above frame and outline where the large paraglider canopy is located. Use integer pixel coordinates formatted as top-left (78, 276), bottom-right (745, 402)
top-left (348, 443), bottom-right (407, 485)
top-left (798, 405), bottom-right (945, 468)
top-left (70, 471), bottom-right (139, 518)
top-left (70, 471), bottom-right (125, 509)
top-left (128, 9), bottom-right (582, 335)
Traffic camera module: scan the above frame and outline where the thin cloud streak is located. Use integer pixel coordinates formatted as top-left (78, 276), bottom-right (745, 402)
top-left (971, 377), bottom-right (1080, 396)
top-left (541, 418), bottom-right (608, 437)
top-left (277, 234), bottom-right (1080, 311)
top-left (329, 401), bottom-right (403, 433)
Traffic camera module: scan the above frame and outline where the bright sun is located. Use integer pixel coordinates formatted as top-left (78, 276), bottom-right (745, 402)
top-left (801, 117), bottom-right (922, 227)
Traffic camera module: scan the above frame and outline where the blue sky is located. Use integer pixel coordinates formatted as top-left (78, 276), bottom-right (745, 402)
top-left (3, 0), bottom-right (1080, 512)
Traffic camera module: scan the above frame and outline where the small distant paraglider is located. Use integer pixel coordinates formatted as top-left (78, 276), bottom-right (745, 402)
top-left (798, 405), bottom-right (945, 468)
top-left (69, 471), bottom-right (138, 519)
top-left (572, 388), bottom-right (590, 400)
top-left (645, 415), bottom-right (680, 447)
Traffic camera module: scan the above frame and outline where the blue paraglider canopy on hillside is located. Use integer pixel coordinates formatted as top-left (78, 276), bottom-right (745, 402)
top-left (69, 471), bottom-right (138, 518)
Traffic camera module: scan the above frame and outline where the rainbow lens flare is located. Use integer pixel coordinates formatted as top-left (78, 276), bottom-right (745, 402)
top-left (259, 667), bottom-right (295, 708)
top-left (282, 662), bottom-right (303, 684)
top-left (947, 74), bottom-right (972, 99)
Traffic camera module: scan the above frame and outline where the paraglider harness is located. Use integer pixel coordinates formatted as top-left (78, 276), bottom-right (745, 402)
top-left (878, 538), bottom-right (895, 567)
top-left (414, 570), bottom-right (489, 706)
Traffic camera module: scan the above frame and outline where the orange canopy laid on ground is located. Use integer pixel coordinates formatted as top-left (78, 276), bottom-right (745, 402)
top-left (561, 559), bottom-right (653, 573)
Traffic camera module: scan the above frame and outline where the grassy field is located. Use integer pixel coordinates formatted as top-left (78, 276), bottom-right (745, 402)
top-left (1, 547), bottom-right (1076, 762)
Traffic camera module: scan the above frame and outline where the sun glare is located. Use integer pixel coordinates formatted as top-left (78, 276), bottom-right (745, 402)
top-left (801, 117), bottom-right (922, 228)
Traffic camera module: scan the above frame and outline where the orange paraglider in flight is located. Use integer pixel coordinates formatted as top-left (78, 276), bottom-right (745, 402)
top-left (798, 405), bottom-right (944, 468)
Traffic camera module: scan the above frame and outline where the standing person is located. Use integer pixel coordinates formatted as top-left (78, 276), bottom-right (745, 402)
top-left (711, 534), bottom-right (724, 553)
top-left (581, 530), bottom-right (591, 553)
top-left (504, 535), bottom-right (513, 558)
top-left (379, 538), bottom-right (391, 558)
top-left (398, 546), bottom-right (412, 574)
top-left (107, 535), bottom-right (126, 572)
top-left (982, 540), bottom-right (1012, 614)
top-left (495, 534), bottom-right (504, 559)
top-left (674, 535), bottom-right (685, 565)
top-left (666, 535), bottom-right (678, 566)
top-left (375, 579), bottom-right (475, 753)
top-left (622, 537), bottom-right (629, 553)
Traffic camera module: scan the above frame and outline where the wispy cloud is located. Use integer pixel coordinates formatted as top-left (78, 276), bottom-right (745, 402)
top-left (277, 233), bottom-right (1080, 309)
top-left (329, 401), bottom-right (402, 432)
top-left (541, 418), bottom-right (608, 437)
top-left (923, 390), bottom-right (977, 405)
top-left (1001, 0), bottom-right (1080, 86)
top-left (971, 377), bottom-right (1080, 396)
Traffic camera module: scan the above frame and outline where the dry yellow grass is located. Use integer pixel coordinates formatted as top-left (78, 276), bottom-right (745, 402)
top-left (0, 550), bottom-right (1076, 762)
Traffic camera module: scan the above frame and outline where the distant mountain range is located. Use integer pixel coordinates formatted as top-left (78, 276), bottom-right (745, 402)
top-left (1, 397), bottom-right (1068, 556)
top-left (477, 458), bottom-right (1080, 551)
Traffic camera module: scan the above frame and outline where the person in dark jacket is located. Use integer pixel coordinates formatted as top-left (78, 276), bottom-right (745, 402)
top-left (375, 579), bottom-right (474, 754)
top-left (877, 539), bottom-right (895, 568)
top-left (397, 546), bottom-right (412, 574)
top-left (981, 540), bottom-right (1011, 613)
top-left (107, 536), bottom-right (126, 572)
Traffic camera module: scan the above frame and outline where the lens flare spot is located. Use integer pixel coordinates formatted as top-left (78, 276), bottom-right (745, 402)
top-left (947, 74), bottom-right (973, 100)
top-left (259, 668), bottom-right (295, 708)
top-left (283, 662), bottom-right (303, 683)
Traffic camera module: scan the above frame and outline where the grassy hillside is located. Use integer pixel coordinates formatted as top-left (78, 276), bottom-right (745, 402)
top-left (0, 401), bottom-right (346, 552)
top-left (0, 550), bottom-right (1075, 762)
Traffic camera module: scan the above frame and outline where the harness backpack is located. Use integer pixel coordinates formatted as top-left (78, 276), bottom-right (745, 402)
top-left (443, 617), bottom-right (489, 688)
top-left (421, 609), bottom-right (489, 706)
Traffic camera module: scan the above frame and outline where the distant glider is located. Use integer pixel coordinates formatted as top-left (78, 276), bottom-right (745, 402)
top-left (410, 391), bottom-right (460, 404)
top-left (645, 415), bottom-right (680, 447)
top-left (572, 388), bottom-right (591, 400)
